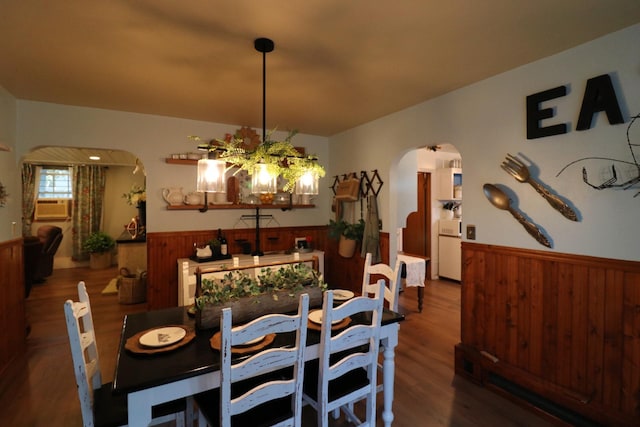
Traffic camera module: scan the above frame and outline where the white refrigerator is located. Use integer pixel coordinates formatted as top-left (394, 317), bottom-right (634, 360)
top-left (438, 219), bottom-right (461, 281)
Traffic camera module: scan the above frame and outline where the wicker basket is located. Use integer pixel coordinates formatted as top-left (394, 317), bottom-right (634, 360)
top-left (118, 269), bottom-right (147, 304)
top-left (335, 177), bottom-right (360, 201)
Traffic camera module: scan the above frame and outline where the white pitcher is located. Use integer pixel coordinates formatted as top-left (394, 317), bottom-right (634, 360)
top-left (162, 187), bottom-right (184, 206)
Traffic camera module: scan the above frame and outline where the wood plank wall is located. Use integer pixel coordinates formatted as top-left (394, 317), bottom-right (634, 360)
top-left (0, 239), bottom-right (26, 377)
top-left (457, 242), bottom-right (640, 426)
top-left (146, 227), bottom-right (389, 309)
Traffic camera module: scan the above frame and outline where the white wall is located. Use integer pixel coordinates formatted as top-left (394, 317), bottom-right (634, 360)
top-left (0, 87), bottom-right (20, 242)
top-left (329, 23), bottom-right (640, 262)
top-left (5, 24), bottom-right (640, 263)
top-left (15, 104), bottom-right (331, 234)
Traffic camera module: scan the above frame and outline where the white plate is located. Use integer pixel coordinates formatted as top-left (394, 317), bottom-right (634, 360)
top-left (139, 327), bottom-right (186, 348)
top-left (333, 289), bottom-right (355, 301)
top-left (308, 310), bottom-right (341, 325)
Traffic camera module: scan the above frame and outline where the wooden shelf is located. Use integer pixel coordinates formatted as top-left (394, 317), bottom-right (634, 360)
top-left (166, 204), bottom-right (315, 210)
top-left (165, 158), bottom-right (199, 165)
top-left (164, 158), bottom-right (315, 210)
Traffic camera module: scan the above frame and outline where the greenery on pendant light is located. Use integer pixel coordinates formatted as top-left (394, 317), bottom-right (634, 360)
top-left (189, 129), bottom-right (326, 192)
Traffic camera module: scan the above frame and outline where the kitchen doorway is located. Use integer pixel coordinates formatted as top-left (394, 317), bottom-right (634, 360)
top-left (401, 172), bottom-right (432, 278)
top-left (395, 144), bottom-right (462, 281)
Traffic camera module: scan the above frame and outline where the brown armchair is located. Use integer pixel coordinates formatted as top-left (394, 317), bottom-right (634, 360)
top-left (33, 225), bottom-right (63, 281)
top-left (23, 237), bottom-right (43, 297)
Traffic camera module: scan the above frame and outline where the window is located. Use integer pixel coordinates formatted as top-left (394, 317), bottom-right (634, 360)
top-left (37, 166), bottom-right (73, 199)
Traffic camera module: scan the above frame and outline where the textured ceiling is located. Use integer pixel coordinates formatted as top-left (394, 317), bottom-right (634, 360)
top-left (22, 146), bottom-right (138, 167)
top-left (1, 1), bottom-right (639, 137)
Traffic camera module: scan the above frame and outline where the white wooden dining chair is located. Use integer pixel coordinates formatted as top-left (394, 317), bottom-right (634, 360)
top-left (361, 252), bottom-right (403, 396)
top-left (302, 281), bottom-right (385, 427)
top-left (361, 252), bottom-right (402, 312)
top-left (194, 293), bottom-right (310, 427)
top-left (64, 281), bottom-right (188, 427)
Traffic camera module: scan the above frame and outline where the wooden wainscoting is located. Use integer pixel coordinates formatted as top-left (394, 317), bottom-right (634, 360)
top-left (322, 231), bottom-right (390, 294)
top-left (457, 242), bottom-right (640, 426)
top-left (0, 238), bottom-right (26, 377)
top-left (146, 226), bottom-right (331, 309)
top-left (146, 227), bottom-right (389, 309)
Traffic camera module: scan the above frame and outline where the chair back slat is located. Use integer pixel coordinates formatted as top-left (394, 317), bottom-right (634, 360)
top-left (328, 353), bottom-right (373, 381)
top-left (330, 325), bottom-right (374, 353)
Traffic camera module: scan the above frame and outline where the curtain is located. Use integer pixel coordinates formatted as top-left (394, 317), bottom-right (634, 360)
top-left (21, 163), bottom-right (36, 237)
top-left (71, 165), bottom-right (106, 261)
top-left (361, 194), bottom-right (381, 263)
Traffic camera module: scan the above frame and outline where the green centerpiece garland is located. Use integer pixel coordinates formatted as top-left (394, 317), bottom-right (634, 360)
top-left (195, 262), bottom-right (327, 309)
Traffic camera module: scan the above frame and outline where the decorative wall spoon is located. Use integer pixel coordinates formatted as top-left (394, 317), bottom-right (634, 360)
top-left (483, 183), bottom-right (551, 248)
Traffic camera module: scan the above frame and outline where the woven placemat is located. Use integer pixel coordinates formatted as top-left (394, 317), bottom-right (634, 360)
top-left (307, 317), bottom-right (351, 332)
top-left (210, 332), bottom-right (276, 355)
top-left (125, 325), bottom-right (195, 355)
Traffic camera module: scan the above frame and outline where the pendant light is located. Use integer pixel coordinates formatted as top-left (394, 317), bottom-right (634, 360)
top-left (295, 170), bottom-right (319, 195)
top-left (195, 144), bottom-right (226, 212)
top-left (196, 155), bottom-right (226, 193)
top-left (251, 37), bottom-right (278, 195)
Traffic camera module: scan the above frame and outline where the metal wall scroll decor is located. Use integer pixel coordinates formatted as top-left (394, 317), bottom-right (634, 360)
top-left (556, 113), bottom-right (640, 197)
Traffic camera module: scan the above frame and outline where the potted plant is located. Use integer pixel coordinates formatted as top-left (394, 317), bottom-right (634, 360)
top-left (195, 263), bottom-right (326, 329)
top-left (441, 202), bottom-right (459, 219)
top-left (328, 219), bottom-right (365, 258)
top-left (207, 238), bottom-right (222, 257)
top-left (83, 231), bottom-right (116, 269)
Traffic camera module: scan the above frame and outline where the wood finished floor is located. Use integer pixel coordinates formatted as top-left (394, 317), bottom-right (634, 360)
top-left (0, 266), bottom-right (553, 426)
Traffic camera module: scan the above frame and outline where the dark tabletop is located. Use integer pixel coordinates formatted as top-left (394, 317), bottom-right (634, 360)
top-left (116, 231), bottom-right (146, 244)
top-left (113, 306), bottom-right (404, 395)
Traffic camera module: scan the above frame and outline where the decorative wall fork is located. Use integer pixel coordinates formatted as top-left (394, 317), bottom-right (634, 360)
top-left (501, 154), bottom-right (578, 221)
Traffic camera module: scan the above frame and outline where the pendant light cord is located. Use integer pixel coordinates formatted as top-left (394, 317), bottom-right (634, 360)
top-left (262, 46), bottom-right (266, 144)
top-left (254, 38), bottom-right (274, 145)
top-left (252, 38), bottom-right (274, 256)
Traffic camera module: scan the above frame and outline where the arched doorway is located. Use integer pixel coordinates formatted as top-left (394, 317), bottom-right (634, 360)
top-left (392, 143), bottom-right (461, 280)
top-left (21, 146), bottom-right (145, 269)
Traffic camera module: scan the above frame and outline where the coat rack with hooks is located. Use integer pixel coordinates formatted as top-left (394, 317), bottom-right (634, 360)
top-left (330, 170), bottom-right (383, 199)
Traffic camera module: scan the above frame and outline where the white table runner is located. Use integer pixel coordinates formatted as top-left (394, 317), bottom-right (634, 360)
top-left (397, 254), bottom-right (427, 287)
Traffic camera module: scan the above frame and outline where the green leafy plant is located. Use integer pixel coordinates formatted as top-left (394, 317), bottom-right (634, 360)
top-left (83, 231), bottom-right (115, 253)
top-left (196, 263), bottom-right (326, 309)
top-left (442, 202), bottom-right (460, 211)
top-left (328, 219), bottom-right (365, 241)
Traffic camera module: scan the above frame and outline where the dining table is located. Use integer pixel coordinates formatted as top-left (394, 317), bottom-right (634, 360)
top-left (113, 304), bottom-right (405, 426)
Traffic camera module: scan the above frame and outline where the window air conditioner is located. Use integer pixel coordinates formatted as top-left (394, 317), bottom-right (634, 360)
top-left (34, 199), bottom-right (69, 220)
